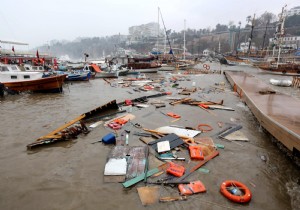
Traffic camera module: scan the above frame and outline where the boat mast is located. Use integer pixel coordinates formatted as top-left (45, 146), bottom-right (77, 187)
top-left (157, 7), bottom-right (159, 53)
top-left (247, 14), bottom-right (255, 55)
top-left (183, 19), bottom-right (186, 60)
top-left (159, 8), bottom-right (175, 60)
top-left (276, 5), bottom-right (287, 68)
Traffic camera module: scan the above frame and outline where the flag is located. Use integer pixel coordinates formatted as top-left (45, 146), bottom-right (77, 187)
top-left (12, 46), bottom-right (15, 52)
top-left (36, 50), bottom-right (39, 59)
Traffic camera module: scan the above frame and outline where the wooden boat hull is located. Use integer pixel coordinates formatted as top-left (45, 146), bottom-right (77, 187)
top-left (2, 74), bottom-right (67, 92)
top-left (259, 64), bottom-right (300, 75)
top-left (224, 56), bottom-right (251, 66)
top-left (225, 71), bottom-right (300, 156)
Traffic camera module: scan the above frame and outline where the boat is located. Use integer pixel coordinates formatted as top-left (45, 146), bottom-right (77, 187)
top-left (58, 70), bottom-right (91, 81)
top-left (0, 63), bottom-right (66, 93)
top-left (83, 64), bottom-right (125, 78)
top-left (258, 61), bottom-right (300, 75)
top-left (223, 55), bottom-right (251, 66)
top-left (84, 64), bottom-right (117, 78)
top-left (258, 6), bottom-right (300, 75)
top-left (126, 56), bottom-right (161, 73)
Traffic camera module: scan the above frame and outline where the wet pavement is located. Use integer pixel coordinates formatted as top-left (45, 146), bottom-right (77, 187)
top-left (0, 62), bottom-right (299, 210)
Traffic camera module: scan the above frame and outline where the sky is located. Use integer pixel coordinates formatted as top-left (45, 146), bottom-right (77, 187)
top-left (0, 0), bottom-right (299, 49)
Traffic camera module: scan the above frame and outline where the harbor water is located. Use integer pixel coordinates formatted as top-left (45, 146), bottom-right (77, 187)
top-left (0, 63), bottom-right (299, 210)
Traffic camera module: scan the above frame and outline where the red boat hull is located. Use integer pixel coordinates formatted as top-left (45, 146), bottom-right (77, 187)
top-left (2, 74), bottom-right (67, 93)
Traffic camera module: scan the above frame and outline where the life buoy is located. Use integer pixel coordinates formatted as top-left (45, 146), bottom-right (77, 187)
top-left (197, 124), bottom-right (213, 132)
top-left (203, 64), bottom-right (210, 70)
top-left (220, 180), bottom-right (252, 203)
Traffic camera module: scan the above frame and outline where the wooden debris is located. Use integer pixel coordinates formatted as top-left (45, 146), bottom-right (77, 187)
top-left (159, 196), bottom-right (187, 202)
top-left (137, 186), bottom-right (160, 205)
top-left (169, 98), bottom-right (192, 105)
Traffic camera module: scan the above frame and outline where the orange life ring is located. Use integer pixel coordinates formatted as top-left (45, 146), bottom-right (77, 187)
top-left (220, 180), bottom-right (252, 203)
top-left (197, 124), bottom-right (213, 132)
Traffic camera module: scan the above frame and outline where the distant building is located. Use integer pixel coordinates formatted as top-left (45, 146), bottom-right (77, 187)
top-left (127, 22), bottom-right (164, 44)
top-left (286, 6), bottom-right (300, 16)
top-left (238, 42), bottom-right (257, 53)
top-left (203, 49), bottom-right (215, 56)
top-left (269, 36), bottom-right (300, 50)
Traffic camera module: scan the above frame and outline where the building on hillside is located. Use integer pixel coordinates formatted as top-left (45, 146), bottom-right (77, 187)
top-left (127, 22), bottom-right (164, 45)
top-left (238, 42), bottom-right (258, 53)
top-left (286, 6), bottom-right (300, 16)
top-left (269, 36), bottom-right (300, 51)
top-left (203, 49), bottom-right (215, 56)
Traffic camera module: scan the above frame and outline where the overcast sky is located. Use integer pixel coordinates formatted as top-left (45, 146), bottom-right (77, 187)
top-left (0, 0), bottom-right (299, 48)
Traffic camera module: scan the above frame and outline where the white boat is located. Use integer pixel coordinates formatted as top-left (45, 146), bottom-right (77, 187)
top-left (0, 64), bottom-right (44, 82)
top-left (0, 63), bottom-right (66, 93)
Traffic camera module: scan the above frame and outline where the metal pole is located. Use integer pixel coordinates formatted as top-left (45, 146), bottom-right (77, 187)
top-left (183, 19), bottom-right (186, 60)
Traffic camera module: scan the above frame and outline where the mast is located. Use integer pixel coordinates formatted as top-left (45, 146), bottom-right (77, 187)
top-left (156, 7), bottom-right (159, 53)
top-left (276, 5), bottom-right (287, 67)
top-left (247, 14), bottom-right (255, 55)
top-left (183, 19), bottom-right (186, 60)
top-left (159, 8), bottom-right (175, 60)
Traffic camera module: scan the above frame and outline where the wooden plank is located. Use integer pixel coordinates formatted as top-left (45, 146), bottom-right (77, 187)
top-left (37, 114), bottom-right (85, 140)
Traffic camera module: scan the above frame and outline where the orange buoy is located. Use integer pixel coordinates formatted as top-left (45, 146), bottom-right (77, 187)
top-left (220, 180), bottom-right (252, 203)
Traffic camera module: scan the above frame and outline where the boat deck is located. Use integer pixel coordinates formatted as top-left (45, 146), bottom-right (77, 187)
top-left (225, 71), bottom-right (300, 155)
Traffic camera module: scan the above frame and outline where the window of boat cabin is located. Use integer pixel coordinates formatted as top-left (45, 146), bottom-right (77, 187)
top-left (11, 75), bottom-right (17, 79)
top-left (11, 66), bottom-right (18, 71)
top-left (0, 66), bottom-right (9, 71)
top-left (24, 75), bottom-right (30, 79)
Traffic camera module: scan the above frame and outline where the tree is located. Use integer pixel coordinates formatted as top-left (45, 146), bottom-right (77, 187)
top-left (285, 15), bottom-right (300, 27)
top-left (256, 12), bottom-right (277, 27)
top-left (215, 24), bottom-right (228, 32)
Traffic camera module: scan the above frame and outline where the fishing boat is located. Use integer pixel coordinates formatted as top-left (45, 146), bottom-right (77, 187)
top-left (223, 55), bottom-right (251, 66)
top-left (61, 70), bottom-right (91, 81)
top-left (258, 61), bottom-right (300, 75)
top-left (126, 56), bottom-right (161, 73)
top-left (84, 64), bottom-right (117, 78)
top-left (0, 63), bottom-right (66, 93)
top-left (258, 6), bottom-right (300, 75)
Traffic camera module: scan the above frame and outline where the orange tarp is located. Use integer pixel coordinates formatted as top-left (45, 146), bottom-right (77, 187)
top-left (91, 64), bottom-right (102, 72)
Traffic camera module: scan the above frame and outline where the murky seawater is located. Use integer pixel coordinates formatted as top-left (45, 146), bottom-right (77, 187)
top-left (0, 64), bottom-right (299, 210)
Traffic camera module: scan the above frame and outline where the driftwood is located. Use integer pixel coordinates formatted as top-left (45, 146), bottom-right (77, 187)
top-left (169, 98), bottom-right (192, 105)
top-left (183, 99), bottom-right (224, 106)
